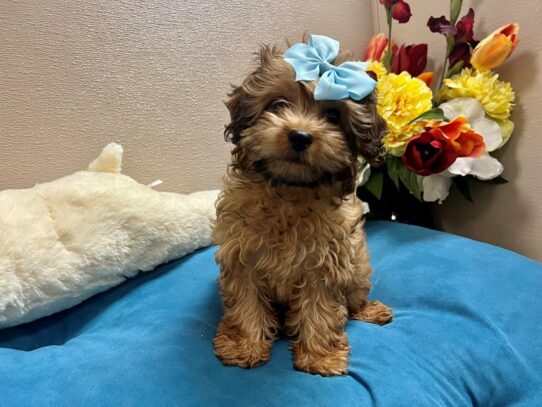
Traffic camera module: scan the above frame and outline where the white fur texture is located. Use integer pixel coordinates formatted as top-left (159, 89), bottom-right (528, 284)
top-left (0, 143), bottom-right (219, 329)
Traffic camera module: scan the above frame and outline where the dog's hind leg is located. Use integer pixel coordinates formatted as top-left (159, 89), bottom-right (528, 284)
top-left (347, 228), bottom-right (392, 326)
top-left (350, 298), bottom-right (393, 325)
top-left (346, 275), bottom-right (392, 326)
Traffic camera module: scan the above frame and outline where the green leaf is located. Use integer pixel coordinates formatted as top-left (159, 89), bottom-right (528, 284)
top-left (410, 108), bottom-right (447, 124)
top-left (364, 171), bottom-right (384, 200)
top-left (386, 157), bottom-right (401, 190)
top-left (397, 164), bottom-right (422, 201)
top-left (446, 60), bottom-right (464, 78)
top-left (453, 176), bottom-right (473, 202)
top-left (450, 0), bottom-right (463, 25)
top-left (475, 175), bottom-right (509, 185)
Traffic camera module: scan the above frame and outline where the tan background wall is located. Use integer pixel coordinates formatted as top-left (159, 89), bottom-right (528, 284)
top-left (1, 0), bottom-right (373, 191)
top-left (2, 1), bottom-right (541, 260)
top-left (374, 1), bottom-right (542, 261)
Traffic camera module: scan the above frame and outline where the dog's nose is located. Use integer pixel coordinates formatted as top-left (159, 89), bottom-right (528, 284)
top-left (288, 131), bottom-right (313, 152)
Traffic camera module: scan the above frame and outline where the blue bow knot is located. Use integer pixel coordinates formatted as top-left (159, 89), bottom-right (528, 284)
top-left (283, 35), bottom-right (376, 101)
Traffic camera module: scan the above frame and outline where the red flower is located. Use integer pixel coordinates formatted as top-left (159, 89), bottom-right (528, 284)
top-left (391, 44), bottom-right (428, 76)
top-left (428, 9), bottom-right (476, 42)
top-left (392, 0), bottom-right (412, 23)
top-left (402, 131), bottom-right (458, 176)
top-left (428, 8), bottom-right (478, 68)
top-left (403, 118), bottom-right (486, 176)
top-left (427, 16), bottom-right (456, 35)
top-left (379, 0), bottom-right (412, 24)
top-left (455, 8), bottom-right (475, 43)
top-left (448, 42), bottom-right (472, 67)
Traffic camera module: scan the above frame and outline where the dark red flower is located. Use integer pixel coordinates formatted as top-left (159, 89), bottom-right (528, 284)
top-left (427, 16), bottom-right (456, 35)
top-left (390, 44), bottom-right (428, 77)
top-left (379, 0), bottom-right (394, 7)
top-left (392, 0), bottom-right (412, 23)
top-left (402, 131), bottom-right (458, 176)
top-left (448, 42), bottom-right (472, 67)
top-left (428, 8), bottom-right (478, 70)
top-left (455, 8), bottom-right (475, 43)
top-left (428, 9), bottom-right (476, 43)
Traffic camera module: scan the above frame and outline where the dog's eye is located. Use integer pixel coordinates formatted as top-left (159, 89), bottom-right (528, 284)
top-left (268, 99), bottom-right (289, 113)
top-left (324, 108), bottom-right (341, 125)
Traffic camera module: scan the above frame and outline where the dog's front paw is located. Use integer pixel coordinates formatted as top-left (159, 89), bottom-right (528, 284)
top-left (292, 343), bottom-right (350, 376)
top-left (213, 322), bottom-right (271, 368)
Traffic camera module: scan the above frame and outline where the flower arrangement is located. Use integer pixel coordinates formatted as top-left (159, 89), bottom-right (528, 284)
top-left (359, 0), bottom-right (520, 208)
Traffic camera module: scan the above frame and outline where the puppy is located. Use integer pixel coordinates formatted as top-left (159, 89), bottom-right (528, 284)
top-left (213, 36), bottom-right (392, 376)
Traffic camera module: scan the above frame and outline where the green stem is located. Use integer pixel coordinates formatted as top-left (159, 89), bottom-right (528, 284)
top-left (437, 35), bottom-right (455, 90)
top-left (384, 7), bottom-right (393, 70)
top-left (437, 0), bottom-right (463, 90)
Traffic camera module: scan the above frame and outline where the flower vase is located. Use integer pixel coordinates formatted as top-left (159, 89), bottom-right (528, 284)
top-left (357, 172), bottom-right (434, 228)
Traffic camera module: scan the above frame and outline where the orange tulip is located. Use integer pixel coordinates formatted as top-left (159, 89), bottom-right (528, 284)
top-left (417, 72), bottom-right (434, 87)
top-left (426, 118), bottom-right (485, 158)
top-left (364, 33), bottom-right (389, 61)
top-left (471, 23), bottom-right (520, 71)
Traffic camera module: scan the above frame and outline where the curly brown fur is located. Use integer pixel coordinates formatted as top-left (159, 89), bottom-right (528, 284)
top-left (213, 40), bottom-right (391, 376)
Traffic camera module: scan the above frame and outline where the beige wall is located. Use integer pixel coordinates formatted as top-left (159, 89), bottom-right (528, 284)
top-left (1, 0), bottom-right (373, 191)
top-left (374, 1), bottom-right (542, 261)
top-left (2, 1), bottom-right (541, 260)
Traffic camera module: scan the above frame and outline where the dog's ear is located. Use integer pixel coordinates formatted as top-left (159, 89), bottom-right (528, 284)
top-left (346, 93), bottom-right (387, 167)
top-left (224, 84), bottom-right (252, 145)
top-left (224, 45), bottom-right (280, 146)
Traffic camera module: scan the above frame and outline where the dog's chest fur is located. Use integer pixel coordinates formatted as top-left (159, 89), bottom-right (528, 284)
top-left (215, 181), bottom-right (364, 304)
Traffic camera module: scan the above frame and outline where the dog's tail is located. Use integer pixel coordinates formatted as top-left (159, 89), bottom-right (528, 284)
top-left (87, 143), bottom-right (123, 173)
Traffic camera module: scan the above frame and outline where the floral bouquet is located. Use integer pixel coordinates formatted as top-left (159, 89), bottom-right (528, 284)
top-left (358, 0), bottom-right (519, 218)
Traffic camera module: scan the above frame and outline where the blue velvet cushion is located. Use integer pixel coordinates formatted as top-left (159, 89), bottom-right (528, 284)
top-left (1, 222), bottom-right (541, 406)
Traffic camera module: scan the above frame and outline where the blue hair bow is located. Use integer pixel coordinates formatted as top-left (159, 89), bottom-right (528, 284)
top-left (283, 35), bottom-right (376, 101)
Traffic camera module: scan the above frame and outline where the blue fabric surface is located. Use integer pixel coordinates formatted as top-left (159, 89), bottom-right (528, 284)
top-left (1, 221), bottom-right (541, 406)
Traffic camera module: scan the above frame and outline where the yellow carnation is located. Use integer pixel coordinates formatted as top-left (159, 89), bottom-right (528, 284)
top-left (376, 72), bottom-right (433, 156)
top-left (367, 60), bottom-right (387, 80)
top-left (437, 68), bottom-right (515, 121)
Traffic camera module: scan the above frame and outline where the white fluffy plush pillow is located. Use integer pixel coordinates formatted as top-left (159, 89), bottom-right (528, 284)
top-left (0, 143), bottom-right (219, 329)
